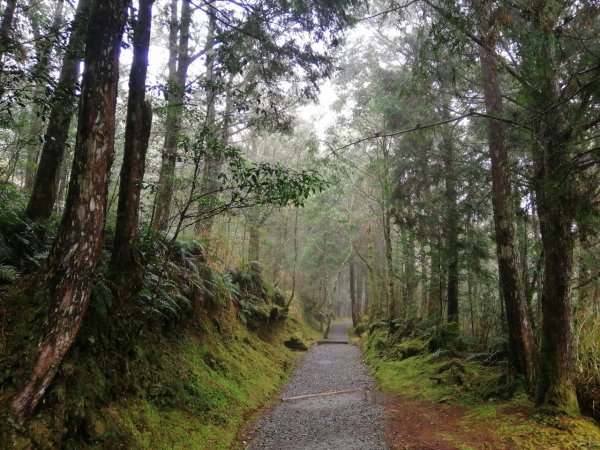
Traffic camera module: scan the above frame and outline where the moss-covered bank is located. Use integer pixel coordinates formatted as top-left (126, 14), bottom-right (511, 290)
top-left (363, 323), bottom-right (600, 449)
top-left (0, 244), bottom-right (316, 449)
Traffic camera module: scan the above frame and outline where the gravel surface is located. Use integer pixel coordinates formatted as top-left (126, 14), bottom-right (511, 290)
top-left (247, 322), bottom-right (386, 450)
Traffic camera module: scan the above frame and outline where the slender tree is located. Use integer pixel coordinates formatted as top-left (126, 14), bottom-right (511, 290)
top-left (23, 0), bottom-right (65, 190)
top-left (151, 0), bottom-right (192, 231)
top-left (478, 30), bottom-right (537, 389)
top-left (110, 0), bottom-right (154, 293)
top-left (11, 0), bottom-right (129, 422)
top-left (25, 0), bottom-right (92, 220)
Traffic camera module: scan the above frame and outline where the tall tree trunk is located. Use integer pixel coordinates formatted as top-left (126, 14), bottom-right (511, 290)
top-left (350, 255), bottom-right (358, 326)
top-left (383, 209), bottom-right (396, 319)
top-left (24, 1), bottom-right (65, 190)
top-left (151, 0), bottom-right (191, 231)
top-left (0, 0), bottom-right (17, 75)
top-left (442, 130), bottom-right (460, 324)
top-left (110, 0), bottom-right (154, 293)
top-left (428, 233), bottom-right (444, 322)
top-left (11, 0), bottom-right (128, 422)
top-left (286, 209), bottom-right (299, 309)
top-left (478, 39), bottom-right (537, 388)
top-left (25, 0), bottom-right (92, 220)
top-left (419, 239), bottom-right (429, 319)
top-left (196, 15), bottom-right (226, 235)
top-left (528, 30), bottom-right (579, 415)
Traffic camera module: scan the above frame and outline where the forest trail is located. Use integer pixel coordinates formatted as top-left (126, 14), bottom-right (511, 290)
top-left (245, 321), bottom-right (387, 450)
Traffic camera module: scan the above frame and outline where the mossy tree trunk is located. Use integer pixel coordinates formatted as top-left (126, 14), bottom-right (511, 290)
top-left (478, 35), bottom-right (538, 390)
top-left (110, 0), bottom-right (154, 295)
top-left (350, 255), bottom-right (358, 327)
top-left (533, 120), bottom-right (579, 414)
top-left (442, 130), bottom-right (459, 324)
top-left (526, 13), bottom-right (579, 415)
top-left (11, 0), bottom-right (128, 422)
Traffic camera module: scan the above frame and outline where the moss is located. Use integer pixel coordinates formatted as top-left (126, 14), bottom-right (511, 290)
top-left (395, 338), bottom-right (429, 359)
top-left (364, 329), bottom-right (600, 449)
top-left (0, 262), bottom-right (318, 450)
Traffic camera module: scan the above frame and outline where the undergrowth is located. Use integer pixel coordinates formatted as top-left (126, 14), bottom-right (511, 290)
top-left (363, 323), bottom-right (600, 449)
top-left (0, 190), bottom-right (317, 449)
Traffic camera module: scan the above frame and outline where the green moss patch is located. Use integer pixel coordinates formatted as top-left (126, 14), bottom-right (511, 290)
top-left (364, 327), bottom-right (600, 449)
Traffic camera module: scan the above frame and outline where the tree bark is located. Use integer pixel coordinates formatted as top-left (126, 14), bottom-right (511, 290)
top-left (110, 0), bottom-right (154, 292)
top-left (350, 255), bottom-right (358, 326)
top-left (11, 0), bottom-right (128, 422)
top-left (25, 0), bottom-right (92, 220)
top-left (442, 129), bottom-right (459, 324)
top-left (478, 39), bottom-right (537, 389)
top-left (24, 1), bottom-right (65, 190)
top-left (0, 0), bottom-right (17, 75)
top-left (151, 0), bottom-right (191, 231)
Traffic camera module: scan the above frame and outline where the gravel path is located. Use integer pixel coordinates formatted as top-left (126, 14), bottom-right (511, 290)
top-left (247, 322), bottom-right (386, 450)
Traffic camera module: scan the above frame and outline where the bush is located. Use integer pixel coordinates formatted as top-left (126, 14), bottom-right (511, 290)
top-left (354, 323), bottom-right (368, 336)
top-left (428, 322), bottom-right (470, 352)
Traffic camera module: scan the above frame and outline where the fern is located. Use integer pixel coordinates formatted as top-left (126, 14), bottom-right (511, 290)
top-left (0, 264), bottom-right (19, 283)
top-left (91, 279), bottom-right (115, 317)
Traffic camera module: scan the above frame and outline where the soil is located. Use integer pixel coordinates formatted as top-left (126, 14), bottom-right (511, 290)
top-left (377, 394), bottom-right (516, 450)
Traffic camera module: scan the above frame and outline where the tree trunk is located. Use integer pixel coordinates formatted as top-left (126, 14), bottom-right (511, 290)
top-left (350, 256), bottom-right (358, 326)
top-left (110, 0), bottom-right (154, 293)
top-left (0, 0), bottom-right (17, 75)
top-left (25, 0), bottom-right (92, 221)
top-left (151, 0), bottom-right (191, 231)
top-left (195, 15), bottom-right (228, 235)
top-left (478, 40), bottom-right (538, 389)
top-left (442, 130), bottom-right (460, 324)
top-left (24, 1), bottom-right (65, 190)
top-left (11, 0), bottom-right (128, 422)
top-left (527, 32), bottom-right (579, 415)
top-left (248, 225), bottom-right (260, 262)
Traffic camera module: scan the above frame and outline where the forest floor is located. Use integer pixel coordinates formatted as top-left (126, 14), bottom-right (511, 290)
top-left (375, 381), bottom-right (600, 450)
top-left (362, 327), bottom-right (600, 450)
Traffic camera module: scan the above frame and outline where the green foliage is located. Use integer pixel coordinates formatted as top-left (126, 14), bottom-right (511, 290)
top-left (90, 278), bottom-right (114, 317)
top-left (0, 264), bottom-right (19, 283)
top-left (139, 272), bottom-right (192, 322)
top-left (0, 182), bottom-right (58, 271)
top-left (353, 322), bottom-right (368, 336)
top-left (179, 130), bottom-right (331, 223)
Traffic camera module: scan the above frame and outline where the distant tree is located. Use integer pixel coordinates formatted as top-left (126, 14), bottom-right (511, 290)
top-left (151, 0), bottom-right (192, 231)
top-left (0, 0), bottom-right (17, 80)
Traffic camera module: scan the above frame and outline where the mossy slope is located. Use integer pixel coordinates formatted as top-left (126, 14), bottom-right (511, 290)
top-left (0, 254), bottom-right (315, 449)
top-left (364, 325), bottom-right (600, 449)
